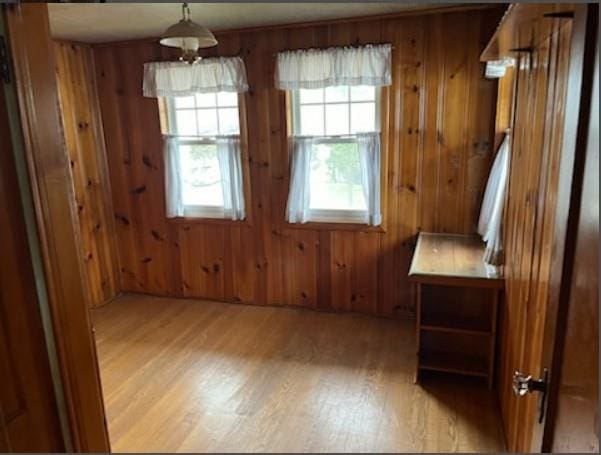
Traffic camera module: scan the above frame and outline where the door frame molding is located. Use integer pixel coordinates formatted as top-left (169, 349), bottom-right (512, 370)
top-left (1, 12), bottom-right (72, 450)
top-left (3, 3), bottom-right (110, 452)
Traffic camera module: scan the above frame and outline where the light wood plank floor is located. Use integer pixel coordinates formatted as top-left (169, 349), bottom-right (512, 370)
top-left (92, 294), bottom-right (505, 453)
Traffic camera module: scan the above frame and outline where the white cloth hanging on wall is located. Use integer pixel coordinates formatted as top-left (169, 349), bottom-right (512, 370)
top-left (478, 135), bottom-right (511, 265)
top-left (357, 132), bottom-right (382, 226)
top-left (275, 44), bottom-right (392, 90)
top-left (163, 136), bottom-right (185, 218)
top-left (217, 136), bottom-right (246, 220)
top-left (143, 56), bottom-right (249, 97)
top-left (286, 137), bottom-right (314, 223)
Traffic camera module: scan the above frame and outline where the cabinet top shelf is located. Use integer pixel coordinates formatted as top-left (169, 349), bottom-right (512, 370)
top-left (409, 232), bottom-right (504, 289)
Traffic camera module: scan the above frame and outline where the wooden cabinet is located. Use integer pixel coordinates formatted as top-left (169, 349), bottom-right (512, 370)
top-left (409, 233), bottom-right (504, 388)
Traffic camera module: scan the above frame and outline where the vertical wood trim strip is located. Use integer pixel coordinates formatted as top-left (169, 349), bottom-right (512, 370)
top-left (5, 4), bottom-right (110, 451)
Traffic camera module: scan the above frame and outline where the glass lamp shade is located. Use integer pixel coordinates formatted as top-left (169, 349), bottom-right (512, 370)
top-left (159, 19), bottom-right (218, 51)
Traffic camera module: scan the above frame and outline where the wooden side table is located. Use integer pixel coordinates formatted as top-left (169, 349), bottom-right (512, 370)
top-left (409, 232), bottom-right (504, 389)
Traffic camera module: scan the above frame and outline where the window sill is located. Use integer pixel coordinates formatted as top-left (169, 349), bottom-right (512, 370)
top-left (166, 216), bottom-right (252, 228)
top-left (284, 220), bottom-right (386, 233)
top-left (283, 209), bottom-right (386, 233)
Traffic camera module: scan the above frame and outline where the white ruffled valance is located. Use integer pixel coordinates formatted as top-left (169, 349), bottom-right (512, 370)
top-left (275, 44), bottom-right (392, 90)
top-left (143, 56), bottom-right (249, 98)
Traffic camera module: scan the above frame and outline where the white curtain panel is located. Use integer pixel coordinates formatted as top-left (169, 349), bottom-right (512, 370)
top-left (217, 136), bottom-right (246, 220)
top-left (478, 135), bottom-right (511, 265)
top-left (357, 132), bottom-right (382, 226)
top-left (286, 136), bottom-right (314, 223)
top-left (163, 136), bottom-right (185, 218)
top-left (275, 44), bottom-right (392, 90)
top-left (143, 56), bottom-right (249, 97)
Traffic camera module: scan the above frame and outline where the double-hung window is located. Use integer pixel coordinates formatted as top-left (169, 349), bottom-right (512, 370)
top-left (143, 57), bottom-right (249, 221)
top-left (290, 86), bottom-right (381, 223)
top-left (164, 92), bottom-right (243, 219)
top-left (276, 44), bottom-right (392, 226)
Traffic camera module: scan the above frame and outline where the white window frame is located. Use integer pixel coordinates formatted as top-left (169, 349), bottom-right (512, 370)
top-left (290, 87), bottom-right (381, 224)
top-left (165, 92), bottom-right (240, 138)
top-left (163, 94), bottom-right (241, 219)
top-left (174, 137), bottom-right (227, 219)
top-left (290, 87), bottom-right (381, 137)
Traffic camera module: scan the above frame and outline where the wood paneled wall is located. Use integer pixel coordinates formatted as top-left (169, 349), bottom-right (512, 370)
top-left (496, 18), bottom-right (573, 452)
top-left (55, 41), bottom-right (120, 307)
top-left (93, 8), bottom-right (501, 317)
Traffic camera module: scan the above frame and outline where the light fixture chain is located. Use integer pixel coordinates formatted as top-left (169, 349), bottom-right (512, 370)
top-left (161, 1), bottom-right (217, 62)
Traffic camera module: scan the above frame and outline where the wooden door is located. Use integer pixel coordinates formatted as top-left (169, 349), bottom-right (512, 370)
top-left (0, 54), bottom-right (64, 452)
top-left (544, 10), bottom-right (598, 452)
top-left (500, 14), bottom-right (573, 452)
top-left (498, 4), bottom-right (598, 452)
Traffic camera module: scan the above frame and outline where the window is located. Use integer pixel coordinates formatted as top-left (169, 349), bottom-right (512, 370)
top-left (293, 86), bottom-right (379, 136)
top-left (290, 86), bottom-right (381, 224)
top-left (276, 44), bottom-right (389, 226)
top-left (164, 93), bottom-right (245, 219)
top-left (178, 142), bottom-right (223, 216)
top-left (168, 92), bottom-right (240, 137)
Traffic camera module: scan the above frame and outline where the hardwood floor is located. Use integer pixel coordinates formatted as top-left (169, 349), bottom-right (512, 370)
top-left (92, 294), bottom-right (505, 452)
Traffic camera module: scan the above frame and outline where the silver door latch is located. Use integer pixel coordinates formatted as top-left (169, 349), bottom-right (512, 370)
top-left (513, 370), bottom-right (547, 396)
top-left (513, 369), bottom-right (549, 423)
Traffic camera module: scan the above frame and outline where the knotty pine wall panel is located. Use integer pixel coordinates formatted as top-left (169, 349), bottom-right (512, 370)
top-left (93, 8), bottom-right (501, 317)
top-left (55, 41), bottom-right (120, 307)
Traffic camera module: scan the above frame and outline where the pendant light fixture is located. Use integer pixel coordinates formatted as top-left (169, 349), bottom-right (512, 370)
top-left (159, 2), bottom-right (217, 63)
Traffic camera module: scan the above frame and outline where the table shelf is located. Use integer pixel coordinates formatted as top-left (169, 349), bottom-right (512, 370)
top-left (420, 324), bottom-right (491, 337)
top-left (419, 351), bottom-right (489, 378)
top-left (421, 311), bottom-right (492, 335)
top-left (409, 232), bottom-right (503, 389)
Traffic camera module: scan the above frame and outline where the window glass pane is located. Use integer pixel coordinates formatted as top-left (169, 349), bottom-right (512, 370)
top-left (325, 104), bottom-right (349, 136)
top-left (350, 85), bottom-right (375, 101)
top-left (309, 142), bottom-right (366, 210)
top-left (174, 96), bottom-right (195, 108)
top-left (350, 102), bottom-right (376, 133)
top-left (195, 93), bottom-right (216, 108)
top-left (294, 85), bottom-right (379, 140)
top-left (175, 110), bottom-right (197, 136)
top-left (299, 88), bottom-right (323, 104)
top-left (179, 144), bottom-right (224, 207)
top-left (325, 86), bottom-right (348, 103)
top-left (196, 109), bottom-right (218, 135)
top-left (217, 92), bottom-right (238, 107)
top-left (300, 105), bottom-right (324, 136)
top-left (218, 108), bottom-right (240, 135)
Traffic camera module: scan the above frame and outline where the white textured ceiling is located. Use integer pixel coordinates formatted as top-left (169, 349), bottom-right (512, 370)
top-left (48, 2), bottom-right (446, 43)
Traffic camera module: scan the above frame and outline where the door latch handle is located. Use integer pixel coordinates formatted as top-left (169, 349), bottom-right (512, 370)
top-left (512, 369), bottom-right (549, 423)
top-left (512, 370), bottom-right (546, 396)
